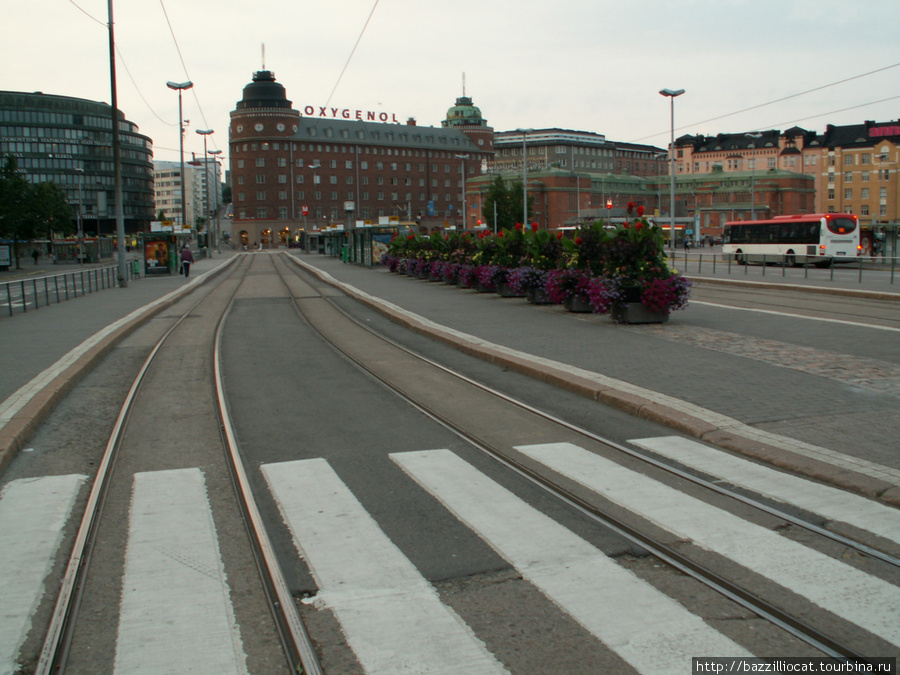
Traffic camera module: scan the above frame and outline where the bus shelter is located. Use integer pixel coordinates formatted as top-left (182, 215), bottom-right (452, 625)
top-left (140, 233), bottom-right (190, 275)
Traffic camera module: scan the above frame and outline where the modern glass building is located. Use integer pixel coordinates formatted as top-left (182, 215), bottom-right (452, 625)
top-left (0, 90), bottom-right (155, 235)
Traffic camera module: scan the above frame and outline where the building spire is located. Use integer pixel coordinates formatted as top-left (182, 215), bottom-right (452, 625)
top-left (462, 72), bottom-right (466, 97)
top-left (261, 43), bottom-right (266, 70)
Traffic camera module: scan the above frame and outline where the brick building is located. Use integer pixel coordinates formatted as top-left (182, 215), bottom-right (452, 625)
top-left (229, 70), bottom-right (492, 247)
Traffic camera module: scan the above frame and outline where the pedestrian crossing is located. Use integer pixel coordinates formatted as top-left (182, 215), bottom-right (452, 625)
top-left (2, 436), bottom-right (899, 674)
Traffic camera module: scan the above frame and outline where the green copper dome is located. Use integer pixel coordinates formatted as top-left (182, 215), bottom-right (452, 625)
top-left (442, 96), bottom-right (487, 128)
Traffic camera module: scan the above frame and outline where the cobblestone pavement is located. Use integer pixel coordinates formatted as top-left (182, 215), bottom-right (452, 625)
top-left (631, 323), bottom-right (900, 398)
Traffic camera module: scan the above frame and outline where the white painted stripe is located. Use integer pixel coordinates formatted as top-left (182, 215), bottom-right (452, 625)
top-left (115, 469), bottom-right (247, 674)
top-left (518, 442), bottom-right (900, 648)
top-left (262, 458), bottom-right (504, 674)
top-left (630, 436), bottom-right (900, 545)
top-left (690, 299), bottom-right (900, 332)
top-left (0, 474), bottom-right (86, 674)
top-left (391, 449), bottom-right (752, 674)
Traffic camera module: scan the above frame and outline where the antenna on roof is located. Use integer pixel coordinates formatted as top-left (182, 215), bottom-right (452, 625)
top-left (462, 72), bottom-right (466, 96)
top-left (262, 43), bottom-right (266, 70)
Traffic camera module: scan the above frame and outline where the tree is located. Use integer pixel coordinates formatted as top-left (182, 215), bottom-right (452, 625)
top-left (0, 156), bottom-right (31, 268)
top-left (481, 175), bottom-right (533, 231)
top-left (25, 181), bottom-right (74, 241)
top-left (0, 155), bottom-right (73, 268)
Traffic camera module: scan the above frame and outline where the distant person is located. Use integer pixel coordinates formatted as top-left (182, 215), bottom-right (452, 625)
top-left (32, 248), bottom-right (39, 265)
top-left (180, 244), bottom-right (194, 278)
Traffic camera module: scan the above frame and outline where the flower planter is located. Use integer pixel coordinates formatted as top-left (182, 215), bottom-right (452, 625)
top-left (526, 288), bottom-right (554, 305)
top-left (564, 293), bottom-right (594, 313)
top-left (497, 283), bottom-right (525, 298)
top-left (611, 303), bottom-right (669, 324)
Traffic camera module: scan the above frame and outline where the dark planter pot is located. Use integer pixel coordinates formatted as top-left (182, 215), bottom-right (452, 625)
top-left (611, 302), bottom-right (669, 324)
top-left (526, 288), bottom-right (554, 305)
top-left (498, 283), bottom-right (525, 298)
top-left (564, 293), bottom-right (593, 313)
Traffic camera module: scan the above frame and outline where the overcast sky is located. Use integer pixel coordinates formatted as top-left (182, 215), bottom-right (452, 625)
top-left (5, 0), bottom-right (899, 165)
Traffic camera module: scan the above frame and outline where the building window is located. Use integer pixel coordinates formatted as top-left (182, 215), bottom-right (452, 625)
top-left (278, 157), bottom-right (287, 167)
top-left (278, 175), bottom-right (287, 184)
top-left (861, 153), bottom-right (871, 164)
top-left (255, 158), bottom-right (265, 167)
top-left (257, 191), bottom-right (266, 200)
top-left (278, 191), bottom-right (287, 200)
top-left (296, 175), bottom-right (304, 184)
top-left (256, 174), bottom-right (265, 184)
top-left (844, 188), bottom-right (852, 200)
top-left (279, 207), bottom-right (289, 219)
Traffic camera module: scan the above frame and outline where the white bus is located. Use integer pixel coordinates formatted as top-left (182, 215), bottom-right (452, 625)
top-left (723, 213), bottom-right (860, 266)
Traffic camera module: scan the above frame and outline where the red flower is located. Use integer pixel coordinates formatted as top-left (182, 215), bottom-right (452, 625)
top-left (623, 223), bottom-right (631, 229)
top-left (531, 222), bottom-right (539, 231)
top-left (556, 231), bottom-right (563, 240)
top-left (515, 222), bottom-right (523, 231)
top-left (635, 222), bottom-right (644, 230)
top-left (407, 234), bottom-right (415, 240)
top-left (637, 205), bottom-right (645, 216)
top-left (499, 230), bottom-right (505, 238)
top-left (627, 201), bottom-right (636, 214)
top-left (575, 237), bottom-right (583, 245)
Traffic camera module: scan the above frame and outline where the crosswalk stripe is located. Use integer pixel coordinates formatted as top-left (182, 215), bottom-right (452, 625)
top-left (0, 474), bottom-right (85, 674)
top-left (517, 442), bottom-right (900, 648)
top-left (391, 449), bottom-right (752, 674)
top-left (629, 436), bottom-right (900, 545)
top-left (262, 457), bottom-right (505, 674)
top-left (116, 468), bottom-right (248, 674)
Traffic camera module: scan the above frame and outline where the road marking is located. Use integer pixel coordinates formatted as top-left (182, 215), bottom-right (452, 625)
top-left (690, 300), bottom-right (900, 332)
top-left (0, 474), bottom-right (86, 673)
top-left (630, 436), bottom-right (900, 545)
top-left (517, 442), bottom-right (900, 648)
top-left (392, 449), bottom-right (752, 674)
top-left (262, 457), bottom-right (505, 674)
top-left (116, 468), bottom-right (248, 674)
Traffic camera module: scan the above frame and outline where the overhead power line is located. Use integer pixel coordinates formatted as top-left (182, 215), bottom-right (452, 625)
top-left (325, 0), bottom-right (380, 109)
top-left (631, 61), bottom-right (900, 143)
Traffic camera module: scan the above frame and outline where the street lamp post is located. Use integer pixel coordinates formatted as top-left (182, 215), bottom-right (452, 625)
top-left (209, 149), bottom-right (221, 252)
top-left (745, 132), bottom-right (762, 220)
top-left (75, 168), bottom-right (84, 265)
top-left (659, 88), bottom-right (684, 249)
top-left (196, 128), bottom-right (213, 256)
top-left (516, 128), bottom-right (534, 225)
top-left (166, 81), bottom-right (193, 244)
top-left (455, 154), bottom-right (469, 231)
top-left (309, 162), bottom-right (321, 229)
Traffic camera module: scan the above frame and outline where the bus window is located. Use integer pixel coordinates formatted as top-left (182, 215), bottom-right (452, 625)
top-left (827, 217), bottom-right (856, 235)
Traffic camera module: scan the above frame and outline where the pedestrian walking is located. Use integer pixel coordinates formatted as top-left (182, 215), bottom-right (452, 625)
top-left (32, 248), bottom-right (39, 265)
top-left (180, 244), bottom-right (194, 278)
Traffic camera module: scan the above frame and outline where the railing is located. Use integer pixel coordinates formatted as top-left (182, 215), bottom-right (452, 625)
top-left (670, 250), bottom-right (897, 286)
top-left (1, 262), bottom-right (142, 318)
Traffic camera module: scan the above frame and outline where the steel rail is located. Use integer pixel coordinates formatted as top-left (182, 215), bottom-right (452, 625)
top-left (35, 254), bottom-right (317, 675)
top-left (214, 253), bottom-right (324, 675)
top-left (34, 274), bottom-right (225, 675)
top-left (279, 252), bottom-right (883, 665)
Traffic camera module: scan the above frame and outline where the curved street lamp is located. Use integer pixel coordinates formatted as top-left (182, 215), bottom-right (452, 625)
top-left (659, 88), bottom-right (684, 249)
top-left (166, 81), bottom-right (193, 240)
top-left (196, 128), bottom-right (213, 255)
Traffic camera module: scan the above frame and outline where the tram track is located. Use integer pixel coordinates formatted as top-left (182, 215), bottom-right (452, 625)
top-left (33, 254), bottom-right (321, 675)
top-left (271, 252), bottom-right (899, 666)
top-left (17, 251), bottom-right (900, 672)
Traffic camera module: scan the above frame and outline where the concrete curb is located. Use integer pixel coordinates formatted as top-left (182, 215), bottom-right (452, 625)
top-left (0, 257), bottom-right (239, 473)
top-left (290, 256), bottom-right (900, 508)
